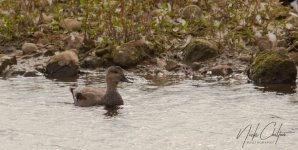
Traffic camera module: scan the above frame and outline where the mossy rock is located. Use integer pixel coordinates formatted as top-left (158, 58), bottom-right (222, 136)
top-left (45, 50), bottom-right (79, 78)
top-left (247, 50), bottom-right (297, 84)
top-left (0, 56), bottom-right (17, 75)
top-left (112, 39), bottom-right (149, 67)
top-left (95, 46), bottom-right (112, 57)
top-left (183, 39), bottom-right (219, 64)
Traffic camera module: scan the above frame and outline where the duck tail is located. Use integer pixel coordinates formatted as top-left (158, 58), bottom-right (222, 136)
top-left (70, 87), bottom-right (75, 94)
top-left (70, 87), bottom-right (77, 101)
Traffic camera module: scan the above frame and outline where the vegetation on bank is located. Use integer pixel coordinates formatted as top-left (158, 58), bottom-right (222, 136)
top-left (0, 0), bottom-right (297, 52)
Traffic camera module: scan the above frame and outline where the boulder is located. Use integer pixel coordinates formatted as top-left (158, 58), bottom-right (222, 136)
top-left (22, 43), bottom-right (38, 55)
top-left (112, 39), bottom-right (150, 67)
top-left (59, 18), bottom-right (81, 31)
top-left (247, 50), bottom-right (297, 84)
top-left (0, 56), bottom-right (17, 75)
top-left (183, 39), bottom-right (219, 64)
top-left (45, 49), bottom-right (79, 78)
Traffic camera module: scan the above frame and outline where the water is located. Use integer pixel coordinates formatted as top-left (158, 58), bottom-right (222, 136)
top-left (0, 72), bottom-right (298, 150)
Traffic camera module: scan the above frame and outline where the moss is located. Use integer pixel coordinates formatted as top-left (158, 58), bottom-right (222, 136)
top-left (248, 51), bottom-right (297, 83)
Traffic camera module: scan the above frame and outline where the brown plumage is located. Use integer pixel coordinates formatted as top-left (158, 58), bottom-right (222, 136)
top-left (70, 66), bottom-right (132, 107)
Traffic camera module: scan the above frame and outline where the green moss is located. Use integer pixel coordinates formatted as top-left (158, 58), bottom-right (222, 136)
top-left (248, 51), bottom-right (297, 83)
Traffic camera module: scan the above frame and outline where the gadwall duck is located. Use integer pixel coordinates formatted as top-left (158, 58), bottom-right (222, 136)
top-left (70, 66), bottom-right (131, 107)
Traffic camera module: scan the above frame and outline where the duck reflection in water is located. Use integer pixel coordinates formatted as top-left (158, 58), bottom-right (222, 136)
top-left (104, 106), bottom-right (122, 117)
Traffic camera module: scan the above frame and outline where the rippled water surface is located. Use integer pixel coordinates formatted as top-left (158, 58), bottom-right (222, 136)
top-left (0, 72), bottom-right (298, 150)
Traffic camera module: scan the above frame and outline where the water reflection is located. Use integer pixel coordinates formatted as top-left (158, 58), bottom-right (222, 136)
top-left (46, 76), bottom-right (78, 82)
top-left (254, 83), bottom-right (297, 95)
top-left (104, 106), bottom-right (122, 117)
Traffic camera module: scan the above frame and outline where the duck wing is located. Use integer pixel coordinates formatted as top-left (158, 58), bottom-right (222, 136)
top-left (70, 87), bottom-right (105, 106)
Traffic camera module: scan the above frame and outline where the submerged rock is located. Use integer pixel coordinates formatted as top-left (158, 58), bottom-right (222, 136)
top-left (112, 39), bottom-right (150, 67)
top-left (59, 18), bottom-right (81, 31)
top-left (45, 49), bottom-right (79, 78)
top-left (247, 50), bottom-right (297, 84)
top-left (0, 56), bottom-right (17, 75)
top-left (22, 43), bottom-right (38, 55)
top-left (2, 65), bottom-right (26, 78)
top-left (183, 39), bottom-right (219, 64)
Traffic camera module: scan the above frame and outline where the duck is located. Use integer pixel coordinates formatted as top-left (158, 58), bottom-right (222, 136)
top-left (70, 66), bottom-right (132, 107)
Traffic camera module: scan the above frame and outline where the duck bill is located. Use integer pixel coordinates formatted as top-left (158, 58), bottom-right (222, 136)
top-left (121, 75), bottom-right (133, 83)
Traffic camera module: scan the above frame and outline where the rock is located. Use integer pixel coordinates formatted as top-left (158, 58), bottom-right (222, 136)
top-left (81, 55), bottom-right (102, 69)
top-left (23, 70), bottom-right (40, 77)
top-left (239, 54), bottom-right (251, 63)
top-left (183, 39), bottom-right (219, 64)
top-left (288, 52), bottom-right (298, 65)
top-left (64, 32), bottom-right (84, 50)
top-left (209, 65), bottom-right (233, 76)
top-left (95, 46), bottom-right (112, 57)
top-left (40, 13), bottom-right (52, 24)
top-left (112, 39), bottom-right (150, 67)
top-left (165, 59), bottom-right (179, 71)
top-left (45, 49), bottom-right (79, 78)
top-left (190, 62), bottom-right (201, 71)
top-left (59, 18), bottom-right (81, 31)
top-left (181, 5), bottom-right (203, 22)
top-left (150, 9), bottom-right (163, 18)
top-left (33, 31), bottom-right (46, 38)
top-left (43, 45), bottom-right (58, 56)
top-left (22, 43), bottom-right (38, 55)
top-left (0, 56), bottom-right (17, 75)
top-left (34, 64), bottom-right (45, 73)
top-left (38, 24), bottom-right (53, 33)
top-left (0, 46), bottom-right (16, 54)
top-left (2, 67), bottom-right (40, 78)
top-left (2, 65), bottom-right (26, 79)
top-left (257, 36), bottom-right (275, 51)
top-left (288, 41), bottom-right (298, 52)
top-left (247, 50), bottom-right (297, 84)
top-left (277, 39), bottom-right (288, 48)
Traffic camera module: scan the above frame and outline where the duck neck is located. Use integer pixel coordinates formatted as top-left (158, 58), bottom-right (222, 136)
top-left (104, 81), bottom-right (123, 106)
top-left (106, 81), bottom-right (118, 92)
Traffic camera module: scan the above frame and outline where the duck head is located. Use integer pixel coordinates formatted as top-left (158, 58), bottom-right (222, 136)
top-left (106, 66), bottom-right (132, 87)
